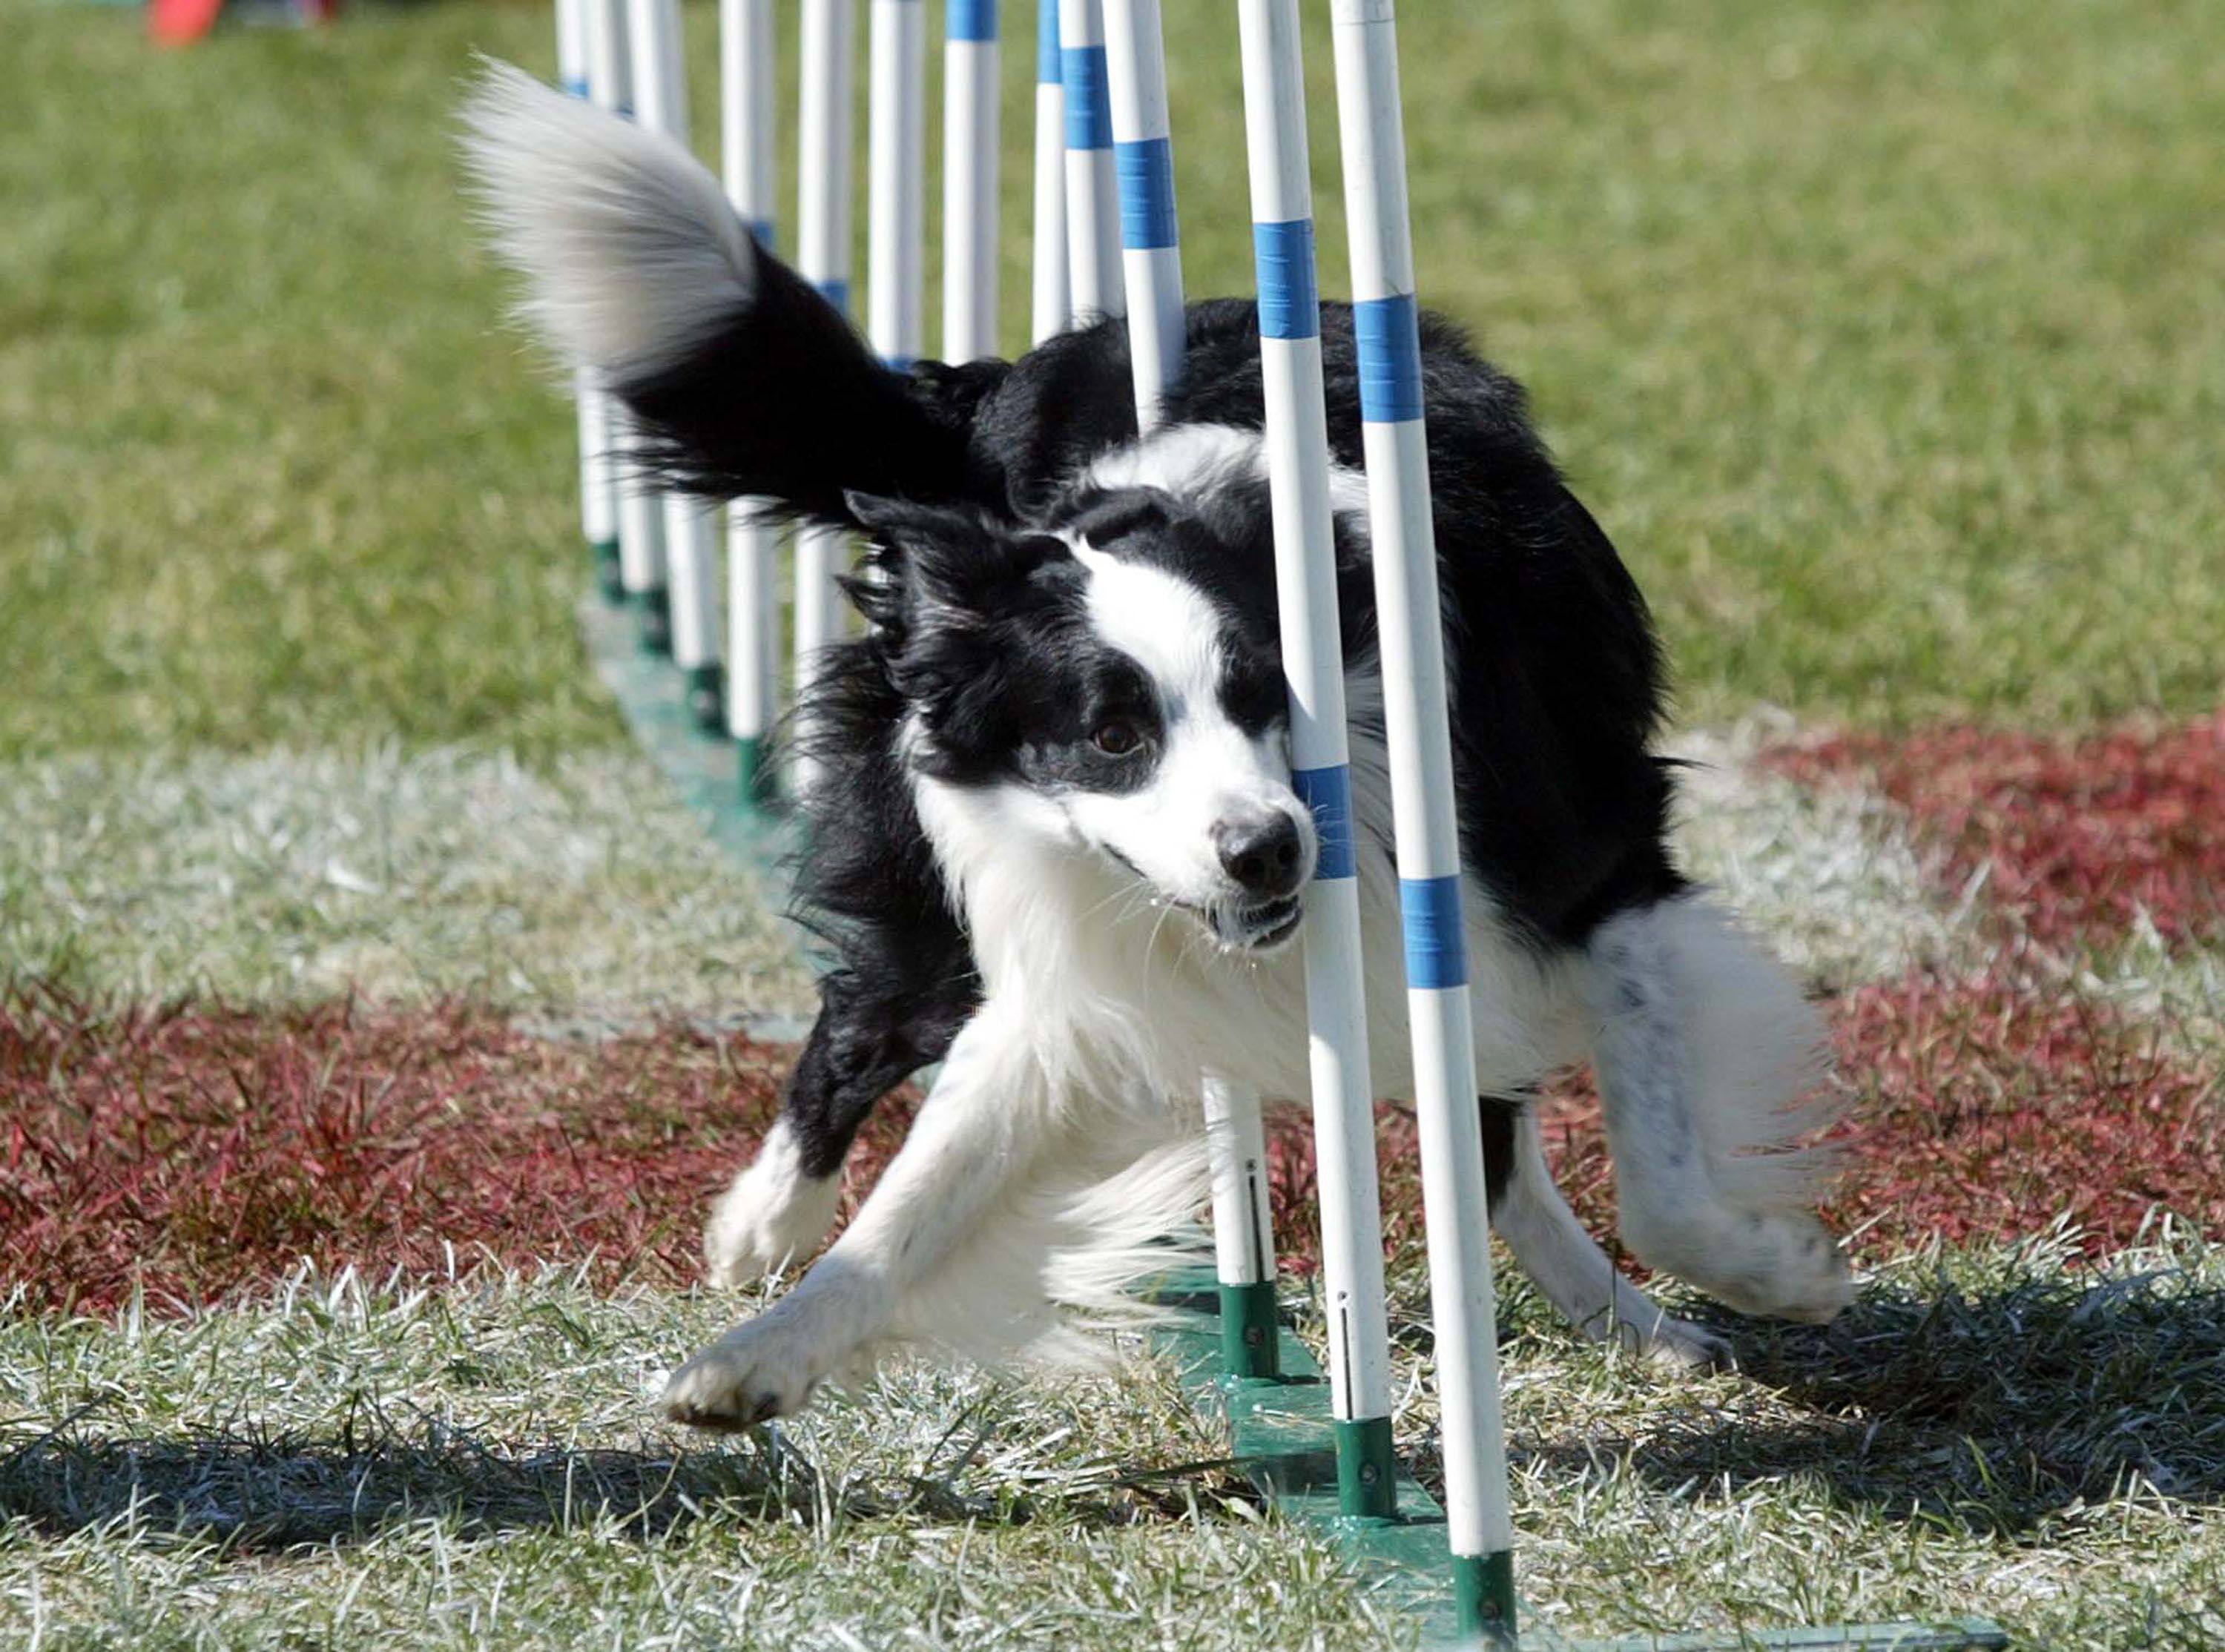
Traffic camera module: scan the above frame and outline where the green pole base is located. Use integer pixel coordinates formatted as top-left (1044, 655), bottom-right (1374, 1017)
top-left (683, 663), bottom-right (725, 734)
top-left (592, 539), bottom-right (624, 605)
top-left (734, 735), bottom-right (779, 812)
top-left (1218, 1280), bottom-right (1282, 1382)
top-left (1331, 1414), bottom-right (1398, 1522)
top-left (636, 587), bottom-right (673, 657)
top-left (1453, 1550), bottom-right (1517, 1647)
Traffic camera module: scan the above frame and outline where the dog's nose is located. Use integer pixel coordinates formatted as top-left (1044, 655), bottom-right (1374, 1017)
top-left (1215, 813), bottom-right (1305, 900)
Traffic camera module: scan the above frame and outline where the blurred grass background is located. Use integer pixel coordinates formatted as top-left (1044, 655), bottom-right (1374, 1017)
top-left (2, 0), bottom-right (2220, 762)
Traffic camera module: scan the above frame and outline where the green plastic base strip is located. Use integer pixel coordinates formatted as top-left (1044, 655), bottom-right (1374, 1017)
top-left (683, 661), bottom-right (725, 733)
top-left (1219, 1279), bottom-right (1282, 1381)
top-left (582, 589), bottom-right (2011, 1652)
top-left (584, 595), bottom-right (794, 879)
top-left (1454, 1550), bottom-right (1518, 1645)
top-left (635, 585), bottom-right (673, 657)
top-left (734, 734), bottom-right (777, 812)
top-left (1333, 1413), bottom-right (1398, 1522)
top-left (592, 538), bottom-right (624, 604)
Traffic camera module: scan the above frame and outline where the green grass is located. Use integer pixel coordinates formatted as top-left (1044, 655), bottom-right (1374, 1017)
top-left (4, 1235), bottom-right (2221, 1648)
top-left (0, 746), bottom-right (811, 1014)
top-left (4, 0), bottom-right (2222, 763)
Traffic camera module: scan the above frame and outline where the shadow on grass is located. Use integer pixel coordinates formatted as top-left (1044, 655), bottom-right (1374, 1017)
top-left (0, 1420), bottom-right (1087, 1553)
top-left (1559, 1265), bottom-right (2225, 1538)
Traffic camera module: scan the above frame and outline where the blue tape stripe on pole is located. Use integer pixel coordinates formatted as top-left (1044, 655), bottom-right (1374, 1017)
top-left (1061, 44), bottom-right (1112, 149)
top-left (561, 76), bottom-right (589, 97)
top-left (1253, 218), bottom-right (1319, 341)
top-left (1353, 292), bottom-right (1424, 424)
top-left (1292, 765), bottom-right (1357, 882)
top-left (749, 218), bottom-right (777, 251)
top-left (1037, 0), bottom-right (1059, 81)
top-left (817, 277), bottom-right (852, 314)
top-left (1115, 136), bottom-right (1178, 250)
top-left (1400, 874), bottom-right (1468, 990)
top-left (949, 0), bottom-right (997, 39)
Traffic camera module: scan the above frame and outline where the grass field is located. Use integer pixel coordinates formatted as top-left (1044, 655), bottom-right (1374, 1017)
top-left (2, 0), bottom-right (2221, 1646)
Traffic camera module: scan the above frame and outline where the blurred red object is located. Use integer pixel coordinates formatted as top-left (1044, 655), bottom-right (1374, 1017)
top-left (151, 0), bottom-right (338, 47)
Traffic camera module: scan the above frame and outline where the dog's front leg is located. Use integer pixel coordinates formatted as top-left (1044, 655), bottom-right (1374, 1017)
top-left (663, 1002), bottom-right (1045, 1427)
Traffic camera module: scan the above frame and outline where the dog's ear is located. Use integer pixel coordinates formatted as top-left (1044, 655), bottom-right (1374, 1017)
top-left (842, 491), bottom-right (1069, 638)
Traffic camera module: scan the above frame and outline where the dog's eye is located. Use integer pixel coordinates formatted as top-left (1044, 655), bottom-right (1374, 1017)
top-left (1091, 719), bottom-right (1144, 757)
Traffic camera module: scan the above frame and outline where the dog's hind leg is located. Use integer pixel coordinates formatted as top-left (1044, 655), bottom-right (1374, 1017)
top-left (705, 971), bottom-right (976, 1287)
top-left (1581, 893), bottom-right (1852, 1324)
top-left (1483, 1097), bottom-right (1729, 1369)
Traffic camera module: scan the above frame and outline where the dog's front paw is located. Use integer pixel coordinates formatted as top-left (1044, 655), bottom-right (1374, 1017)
top-left (662, 1321), bottom-right (827, 1430)
top-left (704, 1128), bottom-right (845, 1289)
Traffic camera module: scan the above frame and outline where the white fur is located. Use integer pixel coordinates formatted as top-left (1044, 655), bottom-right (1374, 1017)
top-left (1058, 542), bottom-right (1315, 942)
top-left (1584, 893), bottom-right (1851, 1324)
top-left (1491, 1109), bottom-right (1727, 1368)
top-left (1084, 423), bottom-right (1262, 499)
top-left (460, 62), bottom-right (758, 384)
top-left (1082, 420), bottom-right (1372, 529)
top-left (665, 1002), bottom-right (1209, 1424)
top-left (702, 1117), bottom-right (844, 1288)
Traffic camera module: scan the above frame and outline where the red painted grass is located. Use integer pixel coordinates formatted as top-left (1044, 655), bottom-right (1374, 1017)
top-left (1267, 973), bottom-right (2220, 1275)
top-left (0, 991), bottom-right (913, 1316)
top-left (4, 975), bottom-right (2214, 1319)
top-left (1824, 973), bottom-right (2221, 1255)
top-left (1767, 712), bottom-right (2225, 952)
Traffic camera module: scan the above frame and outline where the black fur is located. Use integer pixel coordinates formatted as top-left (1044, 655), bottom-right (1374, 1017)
top-left (610, 250), bottom-right (1684, 1183)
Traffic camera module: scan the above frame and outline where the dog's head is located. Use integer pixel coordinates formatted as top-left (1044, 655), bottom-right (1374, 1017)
top-left (845, 486), bottom-right (1315, 955)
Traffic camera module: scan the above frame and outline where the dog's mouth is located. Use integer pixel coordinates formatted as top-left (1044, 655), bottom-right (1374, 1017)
top-left (1211, 895), bottom-right (1304, 954)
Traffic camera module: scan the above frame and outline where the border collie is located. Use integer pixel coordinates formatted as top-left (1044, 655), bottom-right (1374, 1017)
top-left (464, 65), bottom-right (1851, 1430)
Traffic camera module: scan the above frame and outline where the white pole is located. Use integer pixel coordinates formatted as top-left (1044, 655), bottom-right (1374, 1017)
top-left (868, 0), bottom-right (926, 370)
top-left (1201, 1075), bottom-right (1279, 1380)
top-left (629, 0), bottom-right (727, 727)
top-left (794, 0), bottom-right (857, 795)
top-left (1030, 0), bottom-right (1069, 343)
top-left (1100, 0), bottom-right (1181, 429)
top-left (942, 0), bottom-right (1000, 361)
top-left (584, 0), bottom-right (670, 652)
top-left (1236, 0), bottom-right (1397, 1521)
top-left (555, 0), bottom-right (622, 602)
top-left (1056, 0), bottom-right (1121, 320)
top-left (1328, 0), bottom-right (1515, 1636)
top-left (722, 0), bottom-right (781, 803)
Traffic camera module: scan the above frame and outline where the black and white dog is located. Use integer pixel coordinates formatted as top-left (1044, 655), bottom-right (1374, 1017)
top-left (464, 65), bottom-right (1850, 1429)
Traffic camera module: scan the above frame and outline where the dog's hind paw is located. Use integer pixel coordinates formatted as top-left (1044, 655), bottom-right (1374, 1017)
top-left (703, 1125), bottom-right (845, 1289)
top-left (1634, 1313), bottom-right (1734, 1372)
top-left (1629, 1207), bottom-right (1853, 1326)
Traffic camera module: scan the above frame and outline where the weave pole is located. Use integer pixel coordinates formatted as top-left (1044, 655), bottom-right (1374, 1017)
top-left (1056, 0), bottom-right (1121, 320)
top-left (1029, 0), bottom-right (1068, 342)
top-left (554, 0), bottom-right (623, 603)
top-left (868, 0), bottom-right (926, 371)
top-left (1097, 0), bottom-right (1279, 1387)
top-left (628, 0), bottom-right (727, 727)
top-left (793, 0), bottom-right (858, 794)
top-left (584, 0), bottom-right (671, 653)
top-left (943, 0), bottom-right (1000, 360)
top-left (1101, 0), bottom-right (1179, 427)
top-left (720, 0), bottom-right (781, 803)
top-left (1329, 0), bottom-right (1516, 1636)
top-left (1235, 0), bottom-right (1397, 1519)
